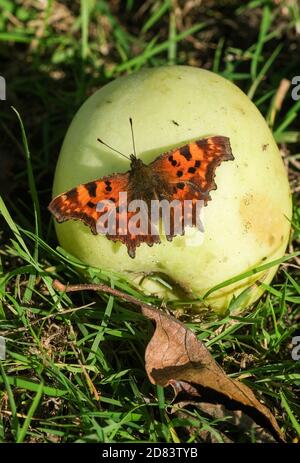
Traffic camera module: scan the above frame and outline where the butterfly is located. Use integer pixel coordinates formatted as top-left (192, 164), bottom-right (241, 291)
top-left (49, 120), bottom-right (234, 258)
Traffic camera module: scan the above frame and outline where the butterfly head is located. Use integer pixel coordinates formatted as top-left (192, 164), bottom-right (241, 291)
top-left (130, 153), bottom-right (144, 169)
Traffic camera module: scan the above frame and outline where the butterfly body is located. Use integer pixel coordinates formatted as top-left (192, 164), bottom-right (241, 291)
top-left (128, 157), bottom-right (171, 204)
top-left (49, 136), bottom-right (234, 257)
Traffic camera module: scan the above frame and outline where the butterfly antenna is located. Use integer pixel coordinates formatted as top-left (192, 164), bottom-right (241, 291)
top-left (129, 117), bottom-right (137, 159)
top-left (97, 138), bottom-right (131, 161)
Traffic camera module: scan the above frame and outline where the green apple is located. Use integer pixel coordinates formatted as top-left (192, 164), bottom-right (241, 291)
top-left (52, 66), bottom-right (292, 314)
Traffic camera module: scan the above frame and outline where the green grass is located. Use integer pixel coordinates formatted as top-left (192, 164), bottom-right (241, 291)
top-left (0, 0), bottom-right (299, 443)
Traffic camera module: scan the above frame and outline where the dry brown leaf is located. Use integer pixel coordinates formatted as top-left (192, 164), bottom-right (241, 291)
top-left (142, 305), bottom-right (285, 443)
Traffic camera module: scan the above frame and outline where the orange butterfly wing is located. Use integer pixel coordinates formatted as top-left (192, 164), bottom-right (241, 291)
top-left (49, 174), bottom-right (129, 233)
top-left (48, 173), bottom-right (160, 258)
top-left (150, 136), bottom-right (234, 238)
top-left (151, 136), bottom-right (233, 204)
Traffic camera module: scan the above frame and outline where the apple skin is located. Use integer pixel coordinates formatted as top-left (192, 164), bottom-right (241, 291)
top-left (52, 66), bottom-right (292, 314)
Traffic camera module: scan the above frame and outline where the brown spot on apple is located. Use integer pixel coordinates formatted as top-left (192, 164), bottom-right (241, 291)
top-left (239, 194), bottom-right (285, 248)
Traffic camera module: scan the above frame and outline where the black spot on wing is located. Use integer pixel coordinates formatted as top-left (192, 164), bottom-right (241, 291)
top-left (180, 145), bottom-right (192, 161)
top-left (196, 139), bottom-right (209, 151)
top-left (168, 155), bottom-right (177, 166)
top-left (85, 182), bottom-right (97, 197)
top-left (105, 180), bottom-right (112, 192)
top-left (66, 188), bottom-right (78, 200)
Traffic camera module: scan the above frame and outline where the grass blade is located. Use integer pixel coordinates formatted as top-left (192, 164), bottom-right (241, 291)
top-left (16, 381), bottom-right (44, 443)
